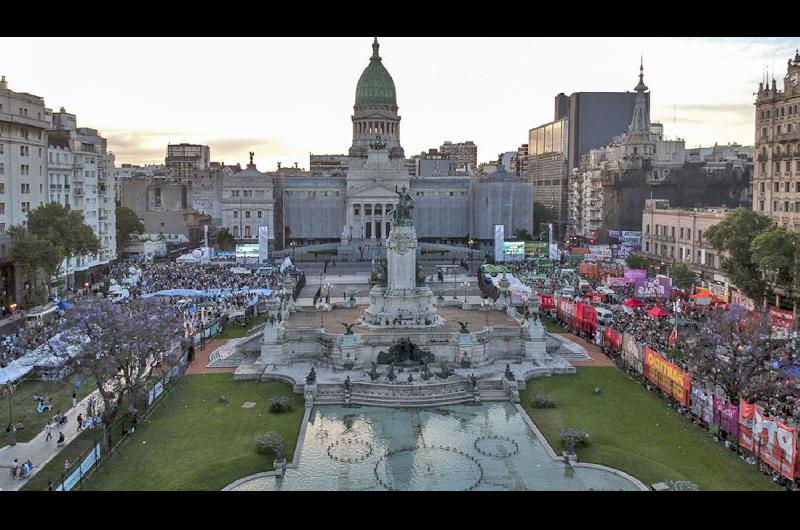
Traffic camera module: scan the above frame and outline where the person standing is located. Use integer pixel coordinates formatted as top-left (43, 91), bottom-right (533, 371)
top-left (44, 421), bottom-right (53, 442)
top-left (10, 458), bottom-right (18, 479)
top-left (76, 414), bottom-right (83, 432)
top-left (71, 390), bottom-right (77, 408)
top-left (57, 432), bottom-right (65, 447)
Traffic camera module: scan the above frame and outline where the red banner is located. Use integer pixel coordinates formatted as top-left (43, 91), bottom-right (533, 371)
top-left (739, 401), bottom-right (797, 480)
top-left (540, 295), bottom-right (554, 310)
top-left (770, 307), bottom-right (795, 330)
top-left (587, 291), bottom-right (605, 304)
top-left (643, 347), bottom-right (691, 406)
top-left (604, 327), bottom-right (622, 352)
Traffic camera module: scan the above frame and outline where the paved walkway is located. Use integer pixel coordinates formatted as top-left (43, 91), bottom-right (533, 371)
top-left (560, 333), bottom-right (614, 367)
top-left (0, 390), bottom-right (99, 491)
top-left (185, 339), bottom-right (234, 374)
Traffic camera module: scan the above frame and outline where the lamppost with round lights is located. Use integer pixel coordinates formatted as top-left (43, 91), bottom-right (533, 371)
top-left (468, 239), bottom-right (475, 263)
top-left (482, 296), bottom-right (491, 328)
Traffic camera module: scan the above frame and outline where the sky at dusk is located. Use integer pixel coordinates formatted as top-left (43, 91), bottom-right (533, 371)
top-left (1, 37), bottom-right (798, 170)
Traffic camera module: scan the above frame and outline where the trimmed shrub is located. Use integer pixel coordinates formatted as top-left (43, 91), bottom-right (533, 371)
top-left (530, 394), bottom-right (556, 408)
top-left (269, 396), bottom-right (293, 414)
top-left (255, 431), bottom-right (284, 457)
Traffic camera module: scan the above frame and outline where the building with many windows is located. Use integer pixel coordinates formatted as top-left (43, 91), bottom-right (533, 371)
top-left (0, 76), bottom-right (50, 306)
top-left (640, 199), bottom-right (732, 298)
top-left (166, 143), bottom-right (210, 178)
top-left (48, 108), bottom-right (117, 287)
top-left (439, 140), bottom-right (477, 171)
top-left (752, 50), bottom-right (800, 231)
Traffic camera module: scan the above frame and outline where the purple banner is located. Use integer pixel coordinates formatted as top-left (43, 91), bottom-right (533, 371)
top-left (713, 397), bottom-right (739, 437)
top-left (623, 268), bottom-right (647, 283)
top-left (634, 277), bottom-right (672, 299)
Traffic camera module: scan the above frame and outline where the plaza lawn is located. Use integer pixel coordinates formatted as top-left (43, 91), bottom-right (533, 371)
top-left (217, 314), bottom-right (268, 339)
top-left (521, 367), bottom-right (780, 491)
top-left (80, 374), bottom-right (304, 491)
top-left (22, 416), bottom-right (127, 491)
top-left (543, 320), bottom-right (569, 334)
top-left (0, 373), bottom-right (96, 447)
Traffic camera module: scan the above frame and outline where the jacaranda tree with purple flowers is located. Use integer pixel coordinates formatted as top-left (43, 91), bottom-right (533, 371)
top-left (58, 297), bottom-right (184, 447)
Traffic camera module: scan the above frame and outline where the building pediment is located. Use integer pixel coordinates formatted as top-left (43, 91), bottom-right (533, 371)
top-left (348, 182), bottom-right (402, 198)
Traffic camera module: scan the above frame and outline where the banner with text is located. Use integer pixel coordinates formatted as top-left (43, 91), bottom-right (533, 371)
top-left (739, 401), bottom-right (796, 480)
top-left (621, 333), bottom-right (643, 374)
top-left (634, 277), bottom-right (672, 299)
top-left (713, 397), bottom-right (739, 438)
top-left (643, 347), bottom-right (690, 406)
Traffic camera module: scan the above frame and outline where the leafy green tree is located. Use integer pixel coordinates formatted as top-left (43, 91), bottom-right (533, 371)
top-left (534, 202), bottom-right (556, 228)
top-left (24, 203), bottom-right (100, 294)
top-left (115, 205), bottom-right (144, 251)
top-left (705, 208), bottom-right (773, 309)
top-left (27, 203), bottom-right (100, 261)
top-left (8, 227), bottom-right (63, 308)
top-left (669, 262), bottom-right (698, 291)
top-left (625, 254), bottom-right (649, 270)
top-left (214, 228), bottom-right (236, 251)
top-left (512, 228), bottom-right (533, 241)
top-left (750, 225), bottom-right (799, 290)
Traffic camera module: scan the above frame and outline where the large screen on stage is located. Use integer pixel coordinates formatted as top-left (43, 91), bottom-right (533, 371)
top-left (235, 244), bottom-right (259, 259)
top-left (503, 241), bottom-right (525, 256)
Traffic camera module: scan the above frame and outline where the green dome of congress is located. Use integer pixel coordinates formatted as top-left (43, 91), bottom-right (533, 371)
top-left (355, 38), bottom-right (397, 107)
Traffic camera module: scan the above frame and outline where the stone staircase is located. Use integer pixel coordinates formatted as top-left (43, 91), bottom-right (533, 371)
top-left (208, 350), bottom-right (247, 368)
top-left (310, 379), bottom-right (512, 407)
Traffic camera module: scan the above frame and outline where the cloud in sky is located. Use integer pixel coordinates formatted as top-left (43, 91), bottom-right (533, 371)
top-left (1, 37), bottom-right (797, 168)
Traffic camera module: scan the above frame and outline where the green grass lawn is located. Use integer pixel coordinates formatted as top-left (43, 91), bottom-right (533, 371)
top-left (216, 314), bottom-right (268, 339)
top-left (543, 320), bottom-right (569, 334)
top-left (78, 373), bottom-right (304, 491)
top-left (521, 367), bottom-right (780, 491)
top-left (0, 373), bottom-right (96, 447)
top-left (22, 416), bottom-right (126, 491)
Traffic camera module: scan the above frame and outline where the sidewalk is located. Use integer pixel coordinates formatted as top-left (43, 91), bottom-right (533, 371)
top-left (0, 389), bottom-right (99, 491)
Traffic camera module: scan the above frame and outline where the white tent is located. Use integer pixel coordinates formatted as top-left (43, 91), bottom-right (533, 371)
top-left (280, 256), bottom-right (294, 273)
top-left (176, 253), bottom-right (199, 264)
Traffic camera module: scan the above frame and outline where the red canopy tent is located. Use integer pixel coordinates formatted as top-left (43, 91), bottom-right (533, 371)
top-left (646, 307), bottom-right (670, 318)
top-left (622, 298), bottom-right (647, 308)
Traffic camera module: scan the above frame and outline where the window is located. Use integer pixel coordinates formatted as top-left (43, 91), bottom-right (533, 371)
top-left (786, 182), bottom-right (791, 192)
top-left (257, 211), bottom-right (262, 218)
top-left (775, 182), bottom-right (780, 192)
top-left (21, 183), bottom-right (29, 193)
top-left (233, 211), bottom-right (238, 218)
top-left (796, 182), bottom-right (800, 192)
top-left (245, 211), bottom-right (250, 218)
top-left (21, 202), bottom-right (30, 213)
top-left (760, 200), bottom-right (765, 211)
top-left (760, 182), bottom-right (765, 193)
top-left (0, 204), bottom-right (4, 215)
top-left (0, 163), bottom-right (3, 175)
top-left (671, 226), bottom-right (675, 239)
top-left (785, 201), bottom-right (790, 212)
top-left (0, 224), bottom-right (5, 234)
top-left (697, 229), bottom-right (702, 242)
top-left (365, 205), bottom-right (372, 216)
top-left (679, 227), bottom-right (684, 239)
top-left (354, 205), bottom-right (360, 216)
top-left (707, 254), bottom-right (715, 268)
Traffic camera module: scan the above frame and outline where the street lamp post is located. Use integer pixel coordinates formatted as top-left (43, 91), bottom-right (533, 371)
top-left (290, 241), bottom-right (297, 260)
top-left (4, 382), bottom-right (16, 446)
top-left (468, 239), bottom-right (475, 263)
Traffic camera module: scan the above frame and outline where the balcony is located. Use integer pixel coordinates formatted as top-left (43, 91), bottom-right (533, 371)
top-left (777, 130), bottom-right (800, 142)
